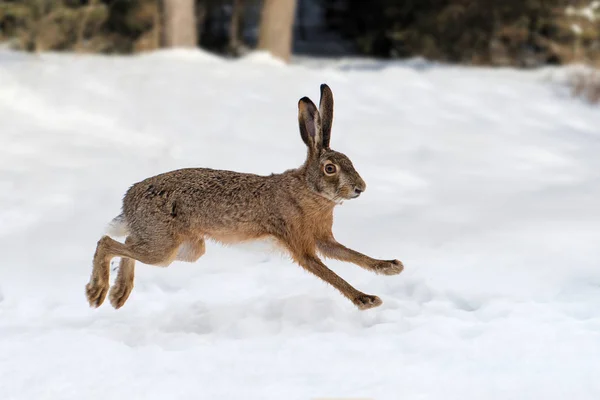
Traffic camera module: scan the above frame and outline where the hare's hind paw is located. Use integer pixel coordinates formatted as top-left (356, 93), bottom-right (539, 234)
top-left (109, 283), bottom-right (133, 309)
top-left (375, 259), bottom-right (404, 275)
top-left (353, 294), bottom-right (382, 310)
top-left (86, 279), bottom-right (109, 308)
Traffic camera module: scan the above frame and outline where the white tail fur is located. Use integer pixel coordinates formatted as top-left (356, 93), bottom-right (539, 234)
top-left (106, 214), bottom-right (129, 237)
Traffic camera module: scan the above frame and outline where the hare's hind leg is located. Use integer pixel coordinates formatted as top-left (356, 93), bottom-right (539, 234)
top-left (106, 236), bottom-right (206, 308)
top-left (86, 236), bottom-right (113, 308)
top-left (108, 237), bottom-right (136, 309)
top-left (86, 234), bottom-right (181, 308)
top-left (108, 257), bottom-right (135, 309)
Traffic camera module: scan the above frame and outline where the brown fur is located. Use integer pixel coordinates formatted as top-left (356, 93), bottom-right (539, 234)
top-left (86, 84), bottom-right (403, 311)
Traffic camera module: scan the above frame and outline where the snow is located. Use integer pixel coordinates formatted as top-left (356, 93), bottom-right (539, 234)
top-left (566, 2), bottom-right (599, 21)
top-left (1, 49), bottom-right (599, 400)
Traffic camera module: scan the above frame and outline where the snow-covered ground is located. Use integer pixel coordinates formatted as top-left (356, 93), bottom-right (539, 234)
top-left (0, 49), bottom-right (599, 400)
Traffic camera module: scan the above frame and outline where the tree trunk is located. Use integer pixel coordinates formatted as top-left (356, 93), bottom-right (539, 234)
top-left (153, 0), bottom-right (162, 49)
top-left (228, 0), bottom-right (244, 55)
top-left (257, 0), bottom-right (297, 62)
top-left (162, 0), bottom-right (197, 48)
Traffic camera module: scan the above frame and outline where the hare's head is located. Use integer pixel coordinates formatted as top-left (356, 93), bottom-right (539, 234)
top-left (298, 84), bottom-right (366, 203)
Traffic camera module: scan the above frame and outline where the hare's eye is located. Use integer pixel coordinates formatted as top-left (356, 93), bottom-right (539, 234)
top-left (324, 164), bottom-right (337, 175)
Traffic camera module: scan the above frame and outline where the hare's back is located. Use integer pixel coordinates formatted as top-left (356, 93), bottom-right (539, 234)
top-left (121, 168), bottom-right (271, 230)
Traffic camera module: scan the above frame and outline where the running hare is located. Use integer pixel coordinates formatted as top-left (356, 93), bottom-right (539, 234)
top-left (86, 84), bottom-right (403, 311)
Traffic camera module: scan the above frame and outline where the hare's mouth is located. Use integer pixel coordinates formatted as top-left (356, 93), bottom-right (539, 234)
top-left (339, 190), bottom-right (360, 201)
top-left (334, 188), bottom-right (361, 202)
top-left (337, 193), bottom-right (358, 203)
top-left (349, 190), bottom-right (362, 200)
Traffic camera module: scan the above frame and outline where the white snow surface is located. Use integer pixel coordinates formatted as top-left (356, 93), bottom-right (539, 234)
top-left (1, 49), bottom-right (600, 400)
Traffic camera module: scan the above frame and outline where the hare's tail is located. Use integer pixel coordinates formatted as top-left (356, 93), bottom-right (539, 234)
top-left (106, 213), bottom-right (130, 237)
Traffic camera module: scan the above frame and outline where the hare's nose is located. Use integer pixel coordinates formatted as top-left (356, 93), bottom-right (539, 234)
top-left (354, 187), bottom-right (364, 195)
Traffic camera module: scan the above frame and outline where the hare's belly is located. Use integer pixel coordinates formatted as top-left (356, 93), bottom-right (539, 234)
top-left (204, 226), bottom-right (270, 245)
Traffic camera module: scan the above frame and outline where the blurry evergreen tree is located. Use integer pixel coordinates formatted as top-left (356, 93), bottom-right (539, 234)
top-left (1, 0), bottom-right (598, 66)
top-left (0, 0), bottom-right (109, 52)
top-left (0, 0), bottom-right (253, 54)
top-left (320, 0), bottom-right (600, 66)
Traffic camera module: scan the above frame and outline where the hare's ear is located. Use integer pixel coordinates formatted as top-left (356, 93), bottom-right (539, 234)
top-left (319, 84), bottom-right (333, 149)
top-left (298, 96), bottom-right (322, 155)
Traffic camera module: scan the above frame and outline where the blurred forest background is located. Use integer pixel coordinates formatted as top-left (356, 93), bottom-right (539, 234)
top-left (0, 0), bottom-right (599, 68)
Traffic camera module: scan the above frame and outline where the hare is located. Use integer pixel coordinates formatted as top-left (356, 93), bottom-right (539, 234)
top-left (86, 84), bottom-right (403, 311)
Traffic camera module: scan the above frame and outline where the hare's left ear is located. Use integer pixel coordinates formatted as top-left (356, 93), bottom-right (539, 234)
top-left (319, 84), bottom-right (334, 149)
top-left (298, 96), bottom-right (322, 157)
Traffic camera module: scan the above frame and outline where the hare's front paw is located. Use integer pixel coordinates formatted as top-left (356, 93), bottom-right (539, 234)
top-left (353, 294), bottom-right (382, 310)
top-left (375, 259), bottom-right (404, 275)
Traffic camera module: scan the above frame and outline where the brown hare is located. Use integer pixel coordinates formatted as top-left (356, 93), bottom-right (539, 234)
top-left (86, 84), bottom-right (403, 311)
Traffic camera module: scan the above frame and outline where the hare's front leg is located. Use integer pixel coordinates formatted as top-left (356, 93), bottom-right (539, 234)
top-left (317, 238), bottom-right (403, 276)
top-left (294, 252), bottom-right (382, 310)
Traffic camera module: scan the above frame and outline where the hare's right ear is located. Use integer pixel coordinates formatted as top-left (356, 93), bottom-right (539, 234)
top-left (319, 84), bottom-right (334, 149)
top-left (298, 96), bottom-right (322, 156)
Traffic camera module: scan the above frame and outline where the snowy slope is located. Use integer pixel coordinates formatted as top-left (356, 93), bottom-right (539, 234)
top-left (0, 49), bottom-right (599, 400)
